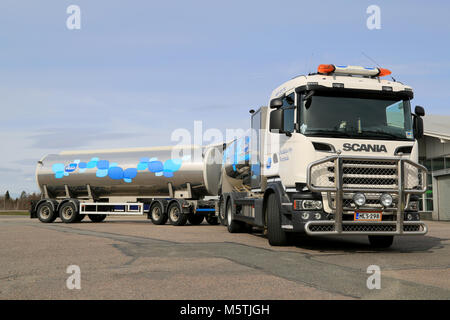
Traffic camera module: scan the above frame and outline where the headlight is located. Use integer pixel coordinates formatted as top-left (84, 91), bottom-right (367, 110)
top-left (301, 200), bottom-right (323, 210)
top-left (380, 193), bottom-right (393, 207)
top-left (353, 193), bottom-right (366, 206)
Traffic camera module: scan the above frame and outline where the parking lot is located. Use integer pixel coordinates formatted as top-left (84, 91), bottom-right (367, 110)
top-left (0, 215), bottom-right (449, 299)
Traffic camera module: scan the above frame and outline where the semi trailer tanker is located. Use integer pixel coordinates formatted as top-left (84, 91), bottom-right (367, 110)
top-left (30, 64), bottom-right (429, 248)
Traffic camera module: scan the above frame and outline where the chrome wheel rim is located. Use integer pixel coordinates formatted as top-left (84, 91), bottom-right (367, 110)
top-left (39, 206), bottom-right (50, 219)
top-left (227, 204), bottom-right (232, 225)
top-left (151, 206), bottom-right (161, 221)
top-left (169, 206), bottom-right (180, 222)
top-left (62, 206), bottom-right (74, 220)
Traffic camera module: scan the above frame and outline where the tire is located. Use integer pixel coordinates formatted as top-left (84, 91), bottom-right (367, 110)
top-left (206, 215), bottom-right (219, 225)
top-left (368, 235), bottom-right (394, 248)
top-left (218, 197), bottom-right (227, 226)
top-left (226, 199), bottom-right (244, 233)
top-left (88, 214), bottom-right (106, 223)
top-left (149, 202), bottom-right (168, 225)
top-left (266, 193), bottom-right (289, 246)
top-left (168, 202), bottom-right (188, 226)
top-left (59, 202), bottom-right (79, 223)
top-left (188, 214), bottom-right (204, 225)
top-left (37, 202), bottom-right (57, 223)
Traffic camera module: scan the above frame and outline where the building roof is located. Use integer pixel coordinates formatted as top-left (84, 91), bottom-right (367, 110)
top-left (424, 114), bottom-right (450, 141)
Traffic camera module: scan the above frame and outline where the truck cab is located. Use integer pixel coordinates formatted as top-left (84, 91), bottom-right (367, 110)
top-left (221, 64), bottom-right (428, 247)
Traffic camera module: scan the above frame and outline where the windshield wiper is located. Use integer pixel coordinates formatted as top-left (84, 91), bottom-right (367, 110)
top-left (358, 130), bottom-right (403, 139)
top-left (305, 129), bottom-right (354, 137)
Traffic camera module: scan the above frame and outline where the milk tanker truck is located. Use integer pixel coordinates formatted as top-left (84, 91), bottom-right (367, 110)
top-left (30, 64), bottom-right (429, 247)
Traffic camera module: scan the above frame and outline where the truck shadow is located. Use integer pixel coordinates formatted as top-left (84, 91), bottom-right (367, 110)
top-left (252, 230), bottom-right (445, 253)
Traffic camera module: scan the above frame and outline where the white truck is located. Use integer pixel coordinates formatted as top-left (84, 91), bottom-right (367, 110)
top-left (30, 64), bottom-right (428, 248)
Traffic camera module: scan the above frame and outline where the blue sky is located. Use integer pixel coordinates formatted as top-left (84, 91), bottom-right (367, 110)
top-left (0, 0), bottom-right (449, 196)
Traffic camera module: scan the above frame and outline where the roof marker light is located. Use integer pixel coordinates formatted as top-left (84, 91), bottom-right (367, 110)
top-left (316, 64), bottom-right (393, 78)
top-left (377, 68), bottom-right (392, 77)
top-left (317, 64), bottom-right (335, 74)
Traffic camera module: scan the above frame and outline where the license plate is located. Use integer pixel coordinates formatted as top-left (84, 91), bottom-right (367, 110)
top-left (354, 211), bottom-right (382, 221)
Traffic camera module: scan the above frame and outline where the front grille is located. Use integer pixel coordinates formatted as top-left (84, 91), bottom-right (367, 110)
top-left (309, 225), bottom-right (335, 232)
top-left (339, 159), bottom-right (398, 189)
top-left (307, 223), bottom-right (424, 233)
top-left (343, 224), bottom-right (396, 232)
top-left (404, 225), bottom-right (421, 232)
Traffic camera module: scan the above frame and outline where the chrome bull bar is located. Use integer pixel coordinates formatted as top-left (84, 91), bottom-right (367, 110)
top-left (305, 155), bottom-right (428, 236)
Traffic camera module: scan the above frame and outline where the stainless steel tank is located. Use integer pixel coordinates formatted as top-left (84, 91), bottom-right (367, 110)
top-left (36, 145), bottom-right (223, 199)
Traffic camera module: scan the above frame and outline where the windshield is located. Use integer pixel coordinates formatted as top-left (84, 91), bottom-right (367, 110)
top-left (299, 93), bottom-right (414, 141)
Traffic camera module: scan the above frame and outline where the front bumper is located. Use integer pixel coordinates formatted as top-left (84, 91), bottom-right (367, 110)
top-left (304, 220), bottom-right (427, 235)
top-left (302, 155), bottom-right (428, 236)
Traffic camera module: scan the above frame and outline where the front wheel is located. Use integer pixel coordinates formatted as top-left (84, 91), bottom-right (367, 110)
top-left (368, 235), bottom-right (394, 248)
top-left (266, 193), bottom-right (289, 246)
top-left (88, 214), bottom-right (106, 223)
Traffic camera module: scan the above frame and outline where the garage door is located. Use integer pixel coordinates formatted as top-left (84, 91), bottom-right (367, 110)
top-left (437, 175), bottom-right (450, 221)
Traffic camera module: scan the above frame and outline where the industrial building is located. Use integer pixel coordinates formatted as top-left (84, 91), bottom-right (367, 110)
top-left (419, 115), bottom-right (450, 220)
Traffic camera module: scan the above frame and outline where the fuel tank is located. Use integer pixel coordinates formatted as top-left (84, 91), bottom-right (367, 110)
top-left (36, 145), bottom-right (223, 199)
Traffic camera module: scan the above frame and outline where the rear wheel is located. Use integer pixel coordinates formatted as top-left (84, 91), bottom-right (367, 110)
top-left (218, 197), bottom-right (227, 226)
top-left (266, 193), bottom-right (289, 246)
top-left (368, 235), bottom-right (394, 248)
top-left (188, 214), bottom-right (204, 225)
top-left (168, 202), bottom-right (188, 226)
top-left (150, 202), bottom-right (168, 225)
top-left (59, 202), bottom-right (79, 224)
top-left (206, 215), bottom-right (219, 225)
top-left (88, 214), bottom-right (106, 222)
top-left (37, 202), bottom-right (57, 223)
top-left (226, 199), bottom-right (244, 233)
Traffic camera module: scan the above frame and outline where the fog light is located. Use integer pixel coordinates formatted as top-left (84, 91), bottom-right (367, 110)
top-left (408, 201), bottom-right (418, 211)
top-left (380, 193), bottom-right (393, 207)
top-left (301, 212), bottom-right (310, 220)
top-left (314, 213), bottom-right (322, 220)
top-left (353, 193), bottom-right (366, 206)
top-left (406, 213), bottom-right (413, 221)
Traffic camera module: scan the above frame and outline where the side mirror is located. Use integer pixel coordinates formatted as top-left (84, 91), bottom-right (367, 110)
top-left (415, 105), bottom-right (425, 117)
top-left (413, 115), bottom-right (424, 139)
top-left (270, 109), bottom-right (284, 133)
top-left (270, 98), bottom-right (283, 109)
top-left (303, 90), bottom-right (315, 109)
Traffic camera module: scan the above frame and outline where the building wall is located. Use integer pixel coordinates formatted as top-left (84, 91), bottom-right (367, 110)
top-left (419, 135), bottom-right (450, 220)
